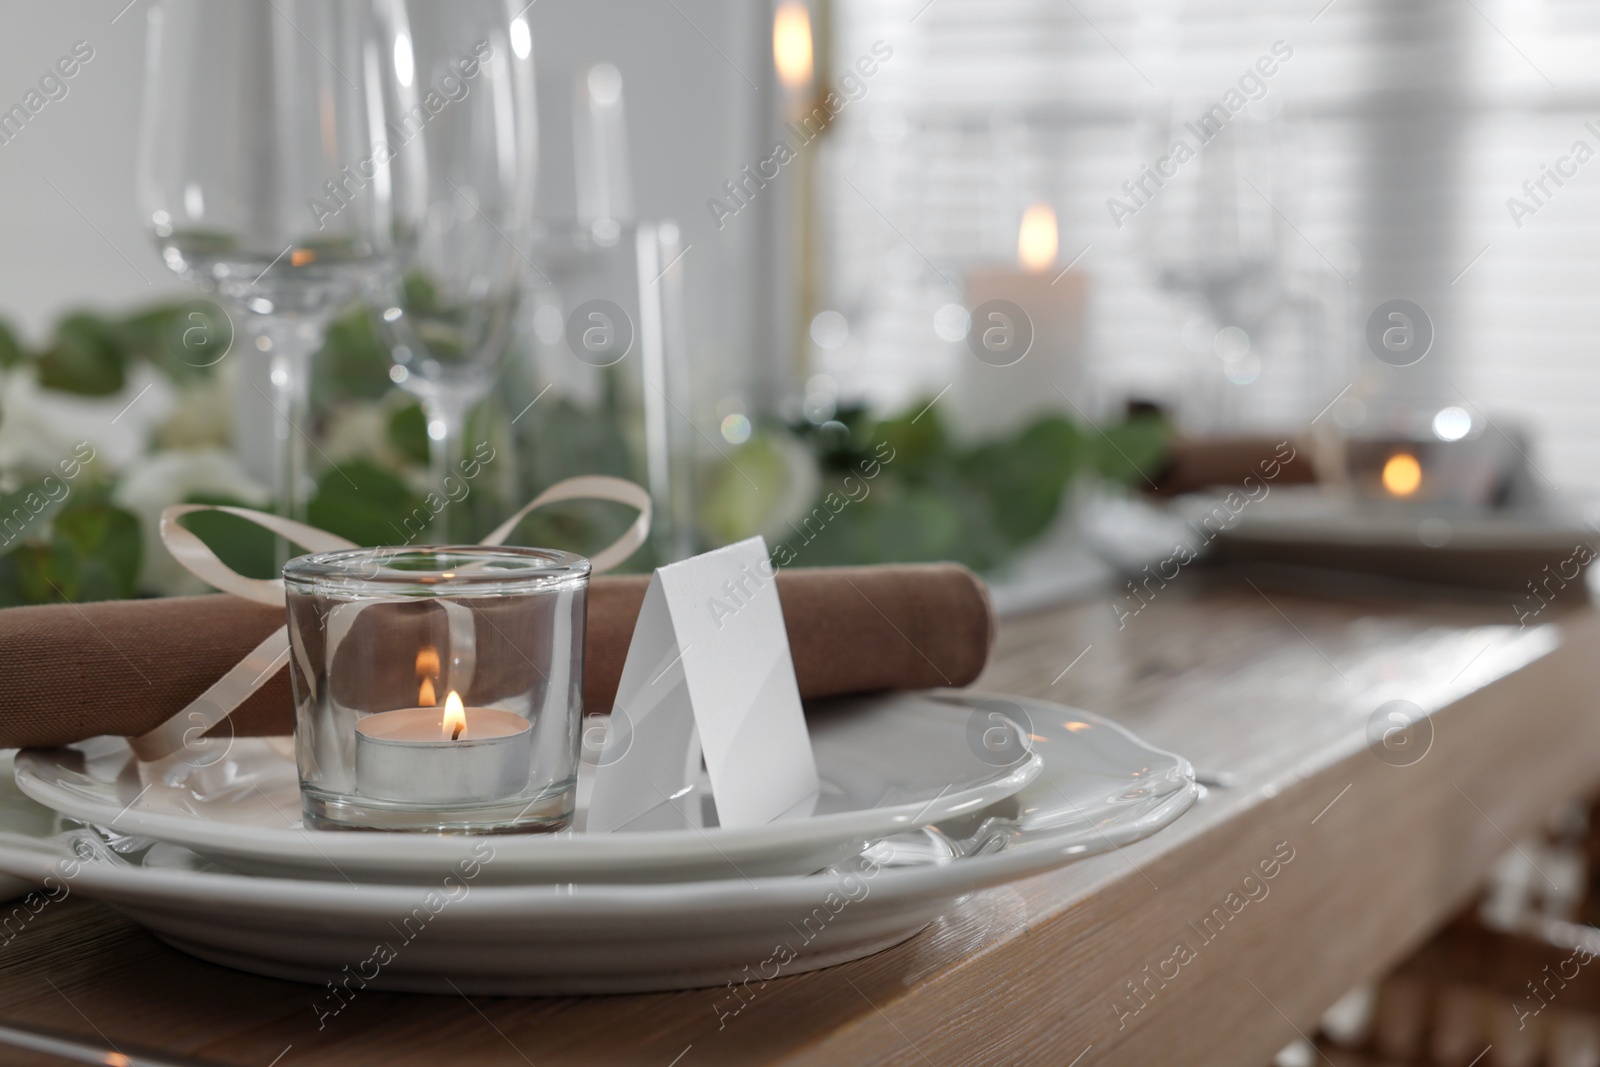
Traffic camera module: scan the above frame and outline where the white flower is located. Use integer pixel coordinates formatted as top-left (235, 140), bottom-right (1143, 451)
top-left (323, 399), bottom-right (405, 469)
top-left (0, 366), bottom-right (175, 486)
top-left (154, 363), bottom-right (235, 452)
top-left (113, 449), bottom-right (269, 597)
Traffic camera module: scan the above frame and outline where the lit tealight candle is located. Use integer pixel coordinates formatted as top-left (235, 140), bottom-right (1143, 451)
top-left (355, 691), bottom-right (532, 805)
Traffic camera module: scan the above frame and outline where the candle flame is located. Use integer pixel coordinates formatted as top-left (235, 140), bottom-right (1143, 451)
top-left (1017, 203), bottom-right (1058, 272)
top-left (416, 647), bottom-right (440, 705)
top-left (443, 691), bottom-right (467, 742)
top-left (1382, 452), bottom-right (1423, 497)
top-left (773, 3), bottom-right (813, 91)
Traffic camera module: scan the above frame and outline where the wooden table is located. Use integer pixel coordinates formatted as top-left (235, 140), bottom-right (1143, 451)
top-left (4, 576), bottom-right (1597, 1066)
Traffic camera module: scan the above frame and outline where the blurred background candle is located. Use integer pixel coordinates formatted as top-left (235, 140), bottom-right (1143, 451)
top-left (760, 0), bottom-right (818, 415)
top-left (952, 202), bottom-right (1088, 442)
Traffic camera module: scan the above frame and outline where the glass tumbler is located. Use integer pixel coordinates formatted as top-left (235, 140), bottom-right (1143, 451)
top-left (283, 546), bottom-right (589, 832)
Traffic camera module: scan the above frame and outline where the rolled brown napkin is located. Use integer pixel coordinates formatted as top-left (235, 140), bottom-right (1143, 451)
top-left (1150, 435), bottom-right (1316, 497)
top-left (0, 563), bottom-right (993, 748)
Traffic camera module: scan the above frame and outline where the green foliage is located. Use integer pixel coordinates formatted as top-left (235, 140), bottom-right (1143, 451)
top-left (0, 294), bottom-right (1177, 599)
top-left (402, 272), bottom-right (442, 316)
top-left (0, 319), bottom-right (23, 370)
top-left (178, 493), bottom-right (279, 581)
top-left (699, 431), bottom-right (807, 548)
top-left (51, 499), bottom-right (141, 601)
top-left (0, 301), bottom-right (240, 397)
top-left (0, 479), bottom-right (71, 543)
top-left (0, 484), bottom-right (141, 606)
top-left (306, 460), bottom-right (428, 547)
top-left (117, 300), bottom-right (233, 385)
top-left (781, 403), bottom-right (1171, 571)
top-left (388, 401), bottom-right (431, 467)
top-left (37, 312), bottom-right (126, 396)
top-left (958, 416), bottom-right (1085, 547)
top-left (1093, 413), bottom-right (1169, 487)
top-left (313, 307), bottom-right (394, 404)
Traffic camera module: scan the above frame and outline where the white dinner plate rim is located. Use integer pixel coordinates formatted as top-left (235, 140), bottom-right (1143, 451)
top-left (0, 699), bottom-right (1197, 916)
top-left (13, 694), bottom-right (1043, 874)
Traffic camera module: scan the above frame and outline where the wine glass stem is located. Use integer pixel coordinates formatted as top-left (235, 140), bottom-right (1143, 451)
top-left (422, 395), bottom-right (468, 543)
top-left (254, 316), bottom-right (317, 552)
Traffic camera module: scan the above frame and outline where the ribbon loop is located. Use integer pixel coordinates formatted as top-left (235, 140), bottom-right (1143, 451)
top-left (481, 475), bottom-right (654, 574)
top-left (159, 505), bottom-right (359, 606)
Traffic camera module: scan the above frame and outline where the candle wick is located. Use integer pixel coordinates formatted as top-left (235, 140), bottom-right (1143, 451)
top-left (451, 723), bottom-right (464, 741)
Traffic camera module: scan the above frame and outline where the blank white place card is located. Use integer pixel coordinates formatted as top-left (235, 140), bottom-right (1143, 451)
top-left (586, 536), bottom-right (820, 832)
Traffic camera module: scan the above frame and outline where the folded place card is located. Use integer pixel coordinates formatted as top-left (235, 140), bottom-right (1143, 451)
top-left (585, 536), bottom-right (820, 832)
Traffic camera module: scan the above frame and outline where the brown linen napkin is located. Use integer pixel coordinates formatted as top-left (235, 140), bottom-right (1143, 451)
top-left (0, 563), bottom-right (993, 748)
top-left (1149, 436), bottom-right (1316, 497)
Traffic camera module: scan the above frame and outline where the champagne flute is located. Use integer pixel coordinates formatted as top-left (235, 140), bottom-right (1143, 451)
top-left (372, 0), bottom-right (538, 541)
top-left (137, 0), bottom-right (409, 527)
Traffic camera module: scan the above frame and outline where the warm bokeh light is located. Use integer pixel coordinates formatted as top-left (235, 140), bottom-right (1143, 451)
top-left (1382, 452), bottom-right (1423, 497)
top-left (1017, 203), bottom-right (1059, 272)
top-left (773, 3), bottom-right (814, 91)
top-left (418, 676), bottom-right (436, 707)
top-left (442, 691), bottom-right (467, 741)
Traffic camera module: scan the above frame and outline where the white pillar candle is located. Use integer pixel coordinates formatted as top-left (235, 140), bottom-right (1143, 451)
top-left (952, 203), bottom-right (1089, 442)
top-left (355, 692), bottom-right (532, 805)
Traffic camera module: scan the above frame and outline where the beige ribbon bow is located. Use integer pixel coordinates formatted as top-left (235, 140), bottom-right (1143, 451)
top-left (129, 475), bottom-right (652, 761)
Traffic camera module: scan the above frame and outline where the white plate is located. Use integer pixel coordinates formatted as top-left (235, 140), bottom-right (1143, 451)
top-left (0, 695), bottom-right (1195, 994)
top-left (14, 692), bottom-right (1041, 884)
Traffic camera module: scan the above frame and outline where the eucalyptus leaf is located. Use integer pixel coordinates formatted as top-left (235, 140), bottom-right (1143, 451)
top-left (6, 542), bottom-right (77, 604)
top-left (313, 307), bottom-right (394, 404)
top-left (0, 317), bottom-right (25, 369)
top-left (961, 416), bottom-right (1085, 547)
top-left (118, 300), bottom-right (232, 384)
top-left (780, 402), bottom-right (1171, 571)
top-left (52, 502), bottom-right (142, 601)
top-left (0, 496), bottom-right (142, 605)
top-left (871, 402), bottom-right (952, 482)
top-left (37, 312), bottom-right (125, 396)
top-left (388, 401), bottom-right (431, 467)
top-left (179, 493), bottom-right (278, 580)
top-left (1093, 414), bottom-right (1169, 488)
top-left (306, 459), bottom-right (428, 547)
top-left (0, 479), bottom-right (67, 550)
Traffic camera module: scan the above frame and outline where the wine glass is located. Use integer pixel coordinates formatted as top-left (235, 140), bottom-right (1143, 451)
top-left (371, 1), bottom-right (538, 542)
top-left (137, 0), bottom-right (409, 527)
top-left (1137, 102), bottom-right (1284, 430)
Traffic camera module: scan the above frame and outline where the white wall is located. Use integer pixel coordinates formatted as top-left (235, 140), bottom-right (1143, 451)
top-left (0, 0), bottom-right (769, 409)
top-left (0, 2), bottom-right (181, 339)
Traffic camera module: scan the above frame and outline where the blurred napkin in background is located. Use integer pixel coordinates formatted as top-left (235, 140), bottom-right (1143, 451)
top-left (1132, 427), bottom-right (1598, 600)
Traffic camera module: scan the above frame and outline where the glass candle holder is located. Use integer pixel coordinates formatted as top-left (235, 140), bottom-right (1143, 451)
top-left (282, 546), bottom-right (589, 833)
top-left (1340, 402), bottom-right (1526, 508)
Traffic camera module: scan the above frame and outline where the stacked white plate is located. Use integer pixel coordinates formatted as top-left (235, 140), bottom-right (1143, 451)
top-left (0, 691), bottom-right (1195, 994)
